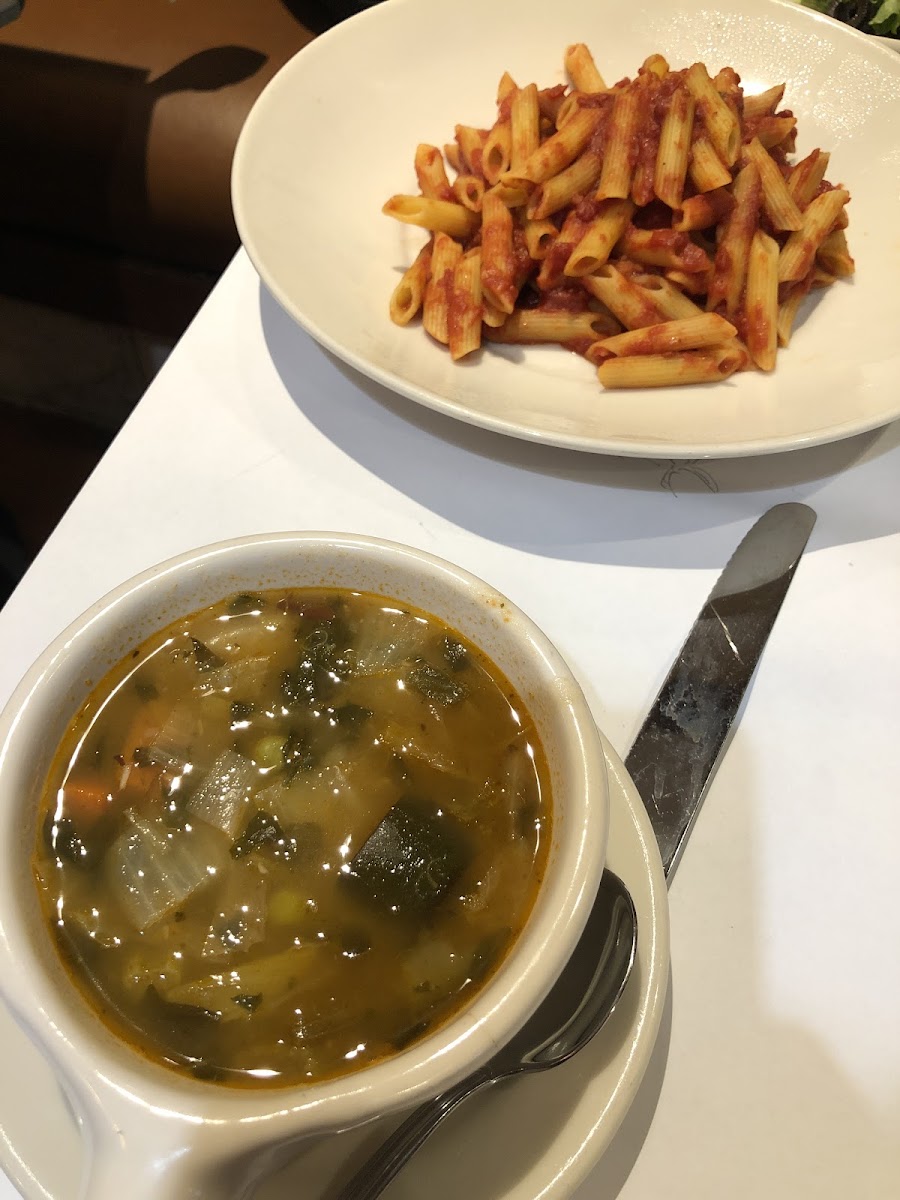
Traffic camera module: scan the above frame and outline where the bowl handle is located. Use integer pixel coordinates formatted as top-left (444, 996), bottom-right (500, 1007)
top-left (67, 1073), bottom-right (268, 1200)
top-left (79, 1115), bottom-right (263, 1200)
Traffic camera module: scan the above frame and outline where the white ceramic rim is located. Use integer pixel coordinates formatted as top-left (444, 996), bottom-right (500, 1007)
top-left (0, 532), bottom-right (608, 1164)
top-left (232, 0), bottom-right (900, 460)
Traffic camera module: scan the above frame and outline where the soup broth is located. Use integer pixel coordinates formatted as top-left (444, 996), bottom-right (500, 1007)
top-left (32, 588), bottom-right (551, 1087)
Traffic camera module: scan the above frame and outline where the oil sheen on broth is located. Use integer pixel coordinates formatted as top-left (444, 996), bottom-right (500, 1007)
top-left (32, 589), bottom-right (551, 1087)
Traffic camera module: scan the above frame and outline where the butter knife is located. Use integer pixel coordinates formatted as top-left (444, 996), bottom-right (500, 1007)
top-left (626, 501), bottom-right (817, 879)
top-left (334, 501), bottom-right (816, 1200)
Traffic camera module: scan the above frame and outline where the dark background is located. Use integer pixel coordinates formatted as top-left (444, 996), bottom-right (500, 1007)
top-left (0, 0), bottom-right (381, 604)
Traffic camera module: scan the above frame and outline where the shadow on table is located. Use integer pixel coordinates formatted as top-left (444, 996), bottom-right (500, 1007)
top-left (259, 286), bottom-right (900, 568)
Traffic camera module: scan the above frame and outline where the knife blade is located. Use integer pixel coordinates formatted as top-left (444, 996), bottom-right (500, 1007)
top-left (624, 502), bottom-right (816, 880)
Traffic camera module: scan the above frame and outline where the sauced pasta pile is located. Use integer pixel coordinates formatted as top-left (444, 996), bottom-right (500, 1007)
top-left (382, 45), bottom-right (853, 390)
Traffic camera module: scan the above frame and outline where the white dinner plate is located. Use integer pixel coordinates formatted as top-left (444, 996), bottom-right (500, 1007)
top-left (0, 737), bottom-right (669, 1200)
top-left (232, 0), bottom-right (900, 459)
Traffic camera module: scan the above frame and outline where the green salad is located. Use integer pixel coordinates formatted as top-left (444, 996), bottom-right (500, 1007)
top-left (801, 0), bottom-right (900, 37)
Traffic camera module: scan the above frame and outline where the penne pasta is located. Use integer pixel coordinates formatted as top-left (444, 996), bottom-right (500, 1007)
top-left (455, 125), bottom-right (488, 176)
top-left (816, 227), bottom-right (855, 277)
top-left (742, 137), bottom-right (803, 231)
top-left (673, 187), bottom-right (735, 232)
top-left (654, 83), bottom-right (695, 209)
top-left (582, 264), bottom-right (668, 329)
top-left (713, 67), bottom-right (742, 120)
top-left (537, 85), bottom-right (568, 124)
top-left (486, 180), bottom-right (532, 208)
top-left (630, 74), bottom-right (662, 207)
top-left (706, 161), bottom-right (761, 316)
top-left (564, 43), bottom-right (606, 92)
top-left (743, 83), bottom-right (785, 121)
top-left (535, 207), bottom-right (594, 290)
top-left (383, 195), bottom-right (479, 239)
top-left (753, 115), bottom-right (797, 150)
top-left (482, 120), bottom-right (512, 185)
top-left (776, 278), bottom-right (812, 347)
top-left (666, 268), bottom-right (712, 295)
top-left (423, 232), bottom-right (462, 344)
top-left (443, 142), bottom-right (462, 173)
top-left (482, 297), bottom-right (509, 328)
top-left (384, 48), bottom-right (854, 392)
top-left (619, 226), bottom-right (712, 274)
top-left (596, 81), bottom-right (644, 201)
top-left (787, 148), bottom-right (830, 208)
top-left (527, 150), bottom-right (602, 219)
top-left (522, 217), bottom-right (558, 260)
top-left (597, 313), bottom-right (738, 356)
top-left (452, 174), bottom-right (484, 211)
top-left (564, 199), bottom-right (634, 276)
top-left (641, 54), bottom-right (669, 78)
top-left (485, 309), bottom-right (618, 344)
top-left (480, 192), bottom-right (518, 314)
top-left (630, 274), bottom-right (705, 320)
top-left (497, 71), bottom-right (518, 103)
top-left (743, 230), bottom-right (779, 370)
top-left (778, 188), bottom-right (850, 283)
top-left (686, 62), bottom-right (741, 166)
top-left (597, 346), bottom-right (745, 388)
top-left (725, 337), bottom-right (753, 372)
top-left (506, 106), bottom-right (600, 184)
top-left (389, 243), bottom-right (432, 326)
top-left (554, 92), bottom-right (583, 128)
top-left (415, 145), bottom-right (454, 201)
top-left (448, 248), bottom-right (483, 360)
top-left (510, 84), bottom-right (541, 174)
top-left (688, 135), bottom-right (733, 193)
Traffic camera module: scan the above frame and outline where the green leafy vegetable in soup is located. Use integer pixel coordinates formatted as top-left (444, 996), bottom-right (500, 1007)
top-left (32, 588), bottom-right (551, 1088)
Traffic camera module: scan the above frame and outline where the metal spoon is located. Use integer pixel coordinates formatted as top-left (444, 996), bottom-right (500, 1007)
top-left (335, 870), bottom-right (636, 1200)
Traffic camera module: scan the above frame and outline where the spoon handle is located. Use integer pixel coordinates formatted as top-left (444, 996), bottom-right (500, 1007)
top-left (336, 1067), bottom-right (496, 1200)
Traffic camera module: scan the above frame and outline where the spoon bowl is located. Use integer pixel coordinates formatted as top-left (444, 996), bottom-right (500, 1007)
top-left (336, 869), bottom-right (636, 1200)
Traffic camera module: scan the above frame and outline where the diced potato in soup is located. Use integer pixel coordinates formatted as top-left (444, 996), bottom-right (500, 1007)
top-left (32, 588), bottom-right (551, 1088)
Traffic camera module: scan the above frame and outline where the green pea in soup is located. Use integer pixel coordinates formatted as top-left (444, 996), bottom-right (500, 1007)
top-left (33, 589), bottom-right (551, 1087)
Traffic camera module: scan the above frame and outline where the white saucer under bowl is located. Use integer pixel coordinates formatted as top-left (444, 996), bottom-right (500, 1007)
top-left (0, 735), bottom-right (667, 1200)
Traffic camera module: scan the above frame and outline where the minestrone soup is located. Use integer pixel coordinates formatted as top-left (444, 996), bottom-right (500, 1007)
top-left (33, 588), bottom-right (551, 1087)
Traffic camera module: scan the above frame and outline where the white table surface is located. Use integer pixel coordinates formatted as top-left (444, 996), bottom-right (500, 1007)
top-left (1, 251), bottom-right (898, 1199)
